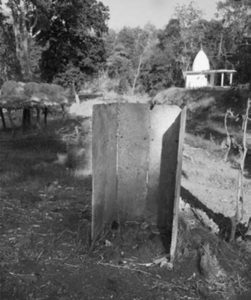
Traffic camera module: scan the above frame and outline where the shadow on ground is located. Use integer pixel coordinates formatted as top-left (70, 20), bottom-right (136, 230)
top-left (245, 151), bottom-right (251, 179)
top-left (181, 187), bottom-right (248, 240)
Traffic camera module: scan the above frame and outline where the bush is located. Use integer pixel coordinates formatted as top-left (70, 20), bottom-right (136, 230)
top-left (53, 65), bottom-right (87, 91)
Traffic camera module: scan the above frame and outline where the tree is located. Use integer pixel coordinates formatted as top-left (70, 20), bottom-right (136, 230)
top-left (173, 2), bottom-right (205, 71)
top-left (105, 24), bottom-right (159, 94)
top-left (1, 0), bottom-right (109, 85)
top-left (0, 1), bottom-right (44, 83)
top-left (0, 0), bottom-right (109, 129)
top-left (0, 0), bottom-right (41, 128)
top-left (131, 24), bottom-right (158, 94)
top-left (104, 29), bottom-right (117, 59)
top-left (171, 0), bottom-right (250, 77)
top-left (174, 1), bottom-right (203, 28)
top-left (106, 43), bottom-right (133, 93)
top-left (138, 20), bottom-right (184, 95)
top-left (139, 48), bottom-right (184, 96)
top-left (0, 10), bottom-right (21, 85)
top-left (172, 1), bottom-right (235, 72)
top-left (5, 0), bottom-right (36, 81)
top-left (33, 0), bottom-right (109, 84)
top-left (115, 25), bottom-right (157, 70)
top-left (216, 0), bottom-right (251, 84)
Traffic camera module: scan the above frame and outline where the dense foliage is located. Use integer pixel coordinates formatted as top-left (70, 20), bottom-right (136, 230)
top-left (34, 0), bottom-right (109, 85)
top-left (0, 11), bottom-right (21, 85)
top-left (0, 0), bottom-right (250, 95)
top-left (104, 0), bottom-right (251, 95)
top-left (0, 0), bottom-right (109, 87)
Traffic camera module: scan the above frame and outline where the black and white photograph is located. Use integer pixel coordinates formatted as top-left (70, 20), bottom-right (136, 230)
top-left (0, 0), bottom-right (250, 299)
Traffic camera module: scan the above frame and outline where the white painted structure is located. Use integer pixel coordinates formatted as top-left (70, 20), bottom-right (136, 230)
top-left (184, 49), bottom-right (236, 88)
top-left (192, 49), bottom-right (210, 72)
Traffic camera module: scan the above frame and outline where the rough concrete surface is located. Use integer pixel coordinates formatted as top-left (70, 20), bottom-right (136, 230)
top-left (92, 104), bottom-right (118, 239)
top-left (117, 104), bottom-right (150, 221)
top-left (147, 105), bottom-right (182, 218)
top-left (92, 103), bottom-right (185, 240)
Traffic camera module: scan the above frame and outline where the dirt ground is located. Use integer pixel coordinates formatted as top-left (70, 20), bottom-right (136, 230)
top-left (183, 135), bottom-right (251, 225)
top-left (0, 93), bottom-right (251, 300)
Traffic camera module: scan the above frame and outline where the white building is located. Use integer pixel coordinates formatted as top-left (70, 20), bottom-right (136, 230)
top-left (184, 49), bottom-right (236, 89)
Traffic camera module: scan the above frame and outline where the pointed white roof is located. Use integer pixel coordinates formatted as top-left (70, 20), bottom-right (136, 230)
top-left (192, 49), bottom-right (210, 72)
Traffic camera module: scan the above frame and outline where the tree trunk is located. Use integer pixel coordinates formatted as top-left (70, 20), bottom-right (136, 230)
top-left (72, 82), bottom-right (80, 104)
top-left (7, 109), bottom-right (16, 129)
top-left (230, 99), bottom-right (250, 242)
top-left (0, 107), bottom-right (6, 130)
top-left (218, 32), bottom-right (223, 59)
top-left (22, 108), bottom-right (31, 131)
top-left (43, 107), bottom-right (48, 125)
top-left (61, 104), bottom-right (66, 119)
top-left (10, 1), bottom-right (33, 129)
top-left (11, 1), bottom-right (32, 81)
top-left (36, 107), bottom-right (40, 123)
top-left (132, 54), bottom-right (143, 95)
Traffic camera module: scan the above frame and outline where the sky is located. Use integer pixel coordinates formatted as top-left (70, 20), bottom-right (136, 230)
top-left (101, 0), bottom-right (219, 30)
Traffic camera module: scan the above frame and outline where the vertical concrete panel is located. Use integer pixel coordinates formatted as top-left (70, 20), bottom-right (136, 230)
top-left (117, 104), bottom-right (150, 221)
top-left (146, 105), bottom-right (182, 219)
top-left (170, 107), bottom-right (187, 261)
top-left (157, 109), bottom-right (182, 251)
top-left (92, 104), bottom-right (118, 239)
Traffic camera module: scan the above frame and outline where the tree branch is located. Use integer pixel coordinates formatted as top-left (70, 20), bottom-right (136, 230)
top-left (229, 98), bottom-right (250, 242)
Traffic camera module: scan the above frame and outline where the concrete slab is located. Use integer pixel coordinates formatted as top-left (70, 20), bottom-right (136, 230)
top-left (92, 104), bottom-right (118, 239)
top-left (117, 104), bottom-right (149, 221)
top-left (146, 105), bottom-right (182, 218)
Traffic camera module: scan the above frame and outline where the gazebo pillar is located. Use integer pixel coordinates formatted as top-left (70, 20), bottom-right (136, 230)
top-left (221, 73), bottom-right (224, 87)
top-left (230, 73), bottom-right (233, 85)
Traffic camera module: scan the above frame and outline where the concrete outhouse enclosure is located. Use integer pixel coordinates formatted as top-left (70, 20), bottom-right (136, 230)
top-left (92, 103), bottom-right (186, 257)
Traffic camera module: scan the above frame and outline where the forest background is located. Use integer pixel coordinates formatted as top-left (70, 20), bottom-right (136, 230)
top-left (0, 0), bottom-right (250, 96)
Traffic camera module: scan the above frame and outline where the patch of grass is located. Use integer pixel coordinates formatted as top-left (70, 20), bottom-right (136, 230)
top-left (185, 133), bottom-right (223, 156)
top-left (0, 121), bottom-right (93, 299)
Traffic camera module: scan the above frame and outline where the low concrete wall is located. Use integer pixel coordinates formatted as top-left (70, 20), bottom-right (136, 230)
top-left (92, 103), bottom-right (185, 243)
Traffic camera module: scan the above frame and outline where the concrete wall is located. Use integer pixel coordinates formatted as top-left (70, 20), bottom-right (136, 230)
top-left (117, 104), bottom-right (150, 221)
top-left (146, 105), bottom-right (182, 217)
top-left (92, 104), bottom-right (118, 238)
top-left (186, 74), bottom-right (208, 88)
top-left (92, 103), bottom-right (185, 241)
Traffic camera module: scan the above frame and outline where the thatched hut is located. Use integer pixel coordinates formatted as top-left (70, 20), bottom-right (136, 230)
top-left (0, 81), bottom-right (70, 129)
